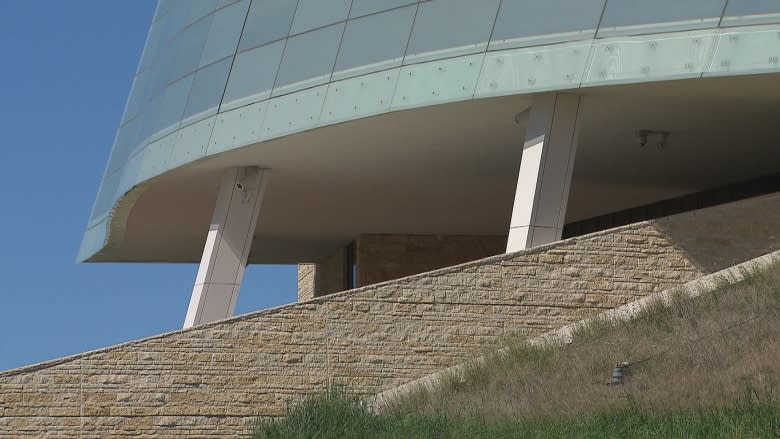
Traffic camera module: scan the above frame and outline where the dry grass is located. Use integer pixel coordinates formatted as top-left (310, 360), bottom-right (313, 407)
top-left (389, 262), bottom-right (780, 420)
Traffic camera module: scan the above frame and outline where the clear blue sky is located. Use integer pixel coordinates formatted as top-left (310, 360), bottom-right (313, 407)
top-left (0, 1), bottom-right (297, 372)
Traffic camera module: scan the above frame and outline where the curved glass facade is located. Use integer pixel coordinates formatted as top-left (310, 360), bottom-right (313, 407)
top-left (81, 0), bottom-right (780, 261)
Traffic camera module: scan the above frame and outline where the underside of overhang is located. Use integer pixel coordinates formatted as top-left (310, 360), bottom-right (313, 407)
top-left (89, 73), bottom-right (780, 264)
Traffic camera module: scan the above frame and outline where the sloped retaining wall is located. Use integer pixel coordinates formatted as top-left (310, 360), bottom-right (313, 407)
top-left (2, 193), bottom-right (779, 437)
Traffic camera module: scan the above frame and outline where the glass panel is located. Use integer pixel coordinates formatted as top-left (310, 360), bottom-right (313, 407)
top-left (477, 41), bottom-right (592, 97)
top-left (392, 53), bottom-right (484, 109)
top-left (289, 0), bottom-right (351, 34)
top-left (136, 94), bottom-right (162, 145)
top-left (79, 219), bottom-right (108, 261)
top-left (334, 5), bottom-right (416, 80)
top-left (708, 28), bottom-right (780, 74)
top-left (200, 0), bottom-right (250, 68)
top-left (121, 72), bottom-right (148, 125)
top-left (92, 172), bottom-right (121, 220)
top-left (405, 0), bottom-right (500, 64)
top-left (722, 0), bottom-right (780, 26)
top-left (349, 0), bottom-right (416, 18)
top-left (582, 31), bottom-right (718, 86)
top-left (274, 22), bottom-right (345, 95)
top-left (107, 118), bottom-right (140, 173)
top-left (187, 0), bottom-right (220, 25)
top-left (490, 0), bottom-right (605, 50)
top-left (139, 22), bottom-right (164, 72)
top-left (170, 15), bottom-right (213, 82)
top-left (264, 85), bottom-right (327, 138)
top-left (182, 58), bottom-right (232, 125)
top-left (155, 0), bottom-right (176, 23)
top-left (168, 116), bottom-right (216, 168)
top-left (597, 0), bottom-right (725, 37)
top-left (209, 100), bottom-right (269, 154)
top-left (142, 64), bottom-right (166, 105)
top-left (159, 2), bottom-right (190, 43)
top-left (152, 75), bottom-right (195, 138)
top-left (321, 69), bottom-right (399, 123)
top-left (222, 40), bottom-right (285, 109)
top-left (151, 34), bottom-right (182, 94)
top-left (239, 0), bottom-right (297, 51)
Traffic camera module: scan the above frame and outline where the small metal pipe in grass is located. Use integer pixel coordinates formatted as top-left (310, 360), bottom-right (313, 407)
top-left (607, 361), bottom-right (631, 385)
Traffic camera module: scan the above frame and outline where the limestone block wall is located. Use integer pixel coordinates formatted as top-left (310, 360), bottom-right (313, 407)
top-left (296, 247), bottom-right (348, 302)
top-left (356, 234), bottom-right (506, 287)
top-left (298, 234), bottom-right (506, 301)
top-left (296, 263), bottom-right (316, 302)
top-left (3, 193), bottom-right (780, 438)
top-left (316, 246), bottom-right (348, 296)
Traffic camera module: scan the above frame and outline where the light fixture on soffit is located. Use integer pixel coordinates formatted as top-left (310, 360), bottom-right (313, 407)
top-left (636, 129), bottom-right (670, 150)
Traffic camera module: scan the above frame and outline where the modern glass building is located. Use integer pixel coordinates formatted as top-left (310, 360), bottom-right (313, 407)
top-left (81, 0), bottom-right (780, 326)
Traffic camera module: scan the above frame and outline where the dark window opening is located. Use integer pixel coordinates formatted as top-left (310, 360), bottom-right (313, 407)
top-left (345, 241), bottom-right (357, 290)
top-left (563, 171), bottom-right (780, 238)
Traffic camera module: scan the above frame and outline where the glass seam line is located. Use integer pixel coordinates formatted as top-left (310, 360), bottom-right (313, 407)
top-left (268, 0), bottom-right (302, 94)
top-left (234, 0), bottom-right (423, 57)
top-left (388, 0), bottom-right (422, 103)
top-left (324, 0), bottom-right (356, 111)
top-left (214, 0), bottom-right (253, 119)
top-left (472, 0), bottom-right (506, 100)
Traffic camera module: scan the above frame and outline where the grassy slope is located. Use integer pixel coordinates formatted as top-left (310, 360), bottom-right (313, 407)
top-left (254, 262), bottom-right (780, 438)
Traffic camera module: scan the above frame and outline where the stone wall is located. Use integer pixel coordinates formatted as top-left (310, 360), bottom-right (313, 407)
top-left (317, 246), bottom-right (348, 296)
top-left (298, 234), bottom-right (506, 301)
top-left (356, 234), bottom-right (506, 287)
top-left (296, 263), bottom-right (316, 302)
top-left (3, 193), bottom-right (780, 438)
top-left (296, 247), bottom-right (347, 302)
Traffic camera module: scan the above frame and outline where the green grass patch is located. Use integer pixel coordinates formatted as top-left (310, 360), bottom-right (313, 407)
top-left (253, 388), bottom-right (780, 438)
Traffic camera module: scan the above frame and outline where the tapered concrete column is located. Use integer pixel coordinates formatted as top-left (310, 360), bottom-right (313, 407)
top-left (183, 167), bottom-right (268, 328)
top-left (506, 93), bottom-right (582, 252)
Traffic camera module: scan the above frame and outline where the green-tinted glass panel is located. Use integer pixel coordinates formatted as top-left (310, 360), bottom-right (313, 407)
top-left (159, 1), bottom-right (190, 43)
top-left (290, 0), bottom-right (351, 34)
top-left (598, 0), bottom-right (725, 37)
top-left (186, 0), bottom-right (220, 25)
top-left (405, 0), bottom-right (500, 64)
top-left (152, 75), bottom-right (194, 139)
top-left (334, 5), bottom-right (416, 79)
top-left (135, 94), bottom-right (162, 147)
top-left (349, 0), bottom-right (416, 18)
top-left (121, 71), bottom-right (149, 125)
top-left (138, 21), bottom-right (164, 72)
top-left (223, 40), bottom-right (285, 109)
top-left (92, 172), bottom-right (121, 219)
top-left (274, 23), bottom-right (345, 94)
top-left (107, 118), bottom-right (141, 173)
top-left (722, 0), bottom-right (780, 26)
top-left (170, 15), bottom-right (213, 82)
top-left (200, 0), bottom-right (250, 67)
top-left (182, 58), bottom-right (232, 124)
top-left (491, 0), bottom-right (604, 50)
top-left (239, 0), bottom-right (297, 51)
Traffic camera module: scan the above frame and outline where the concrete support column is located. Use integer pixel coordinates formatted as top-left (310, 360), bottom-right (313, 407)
top-left (183, 167), bottom-right (268, 328)
top-left (506, 93), bottom-right (582, 252)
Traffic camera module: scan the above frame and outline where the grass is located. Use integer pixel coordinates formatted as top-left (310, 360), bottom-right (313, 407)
top-left (253, 261), bottom-right (780, 438)
top-left (253, 390), bottom-right (780, 438)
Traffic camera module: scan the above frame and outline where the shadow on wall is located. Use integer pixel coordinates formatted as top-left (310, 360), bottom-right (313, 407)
top-left (651, 192), bottom-right (780, 273)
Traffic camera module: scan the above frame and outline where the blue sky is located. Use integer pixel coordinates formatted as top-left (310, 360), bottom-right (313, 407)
top-left (0, 1), bottom-right (297, 372)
